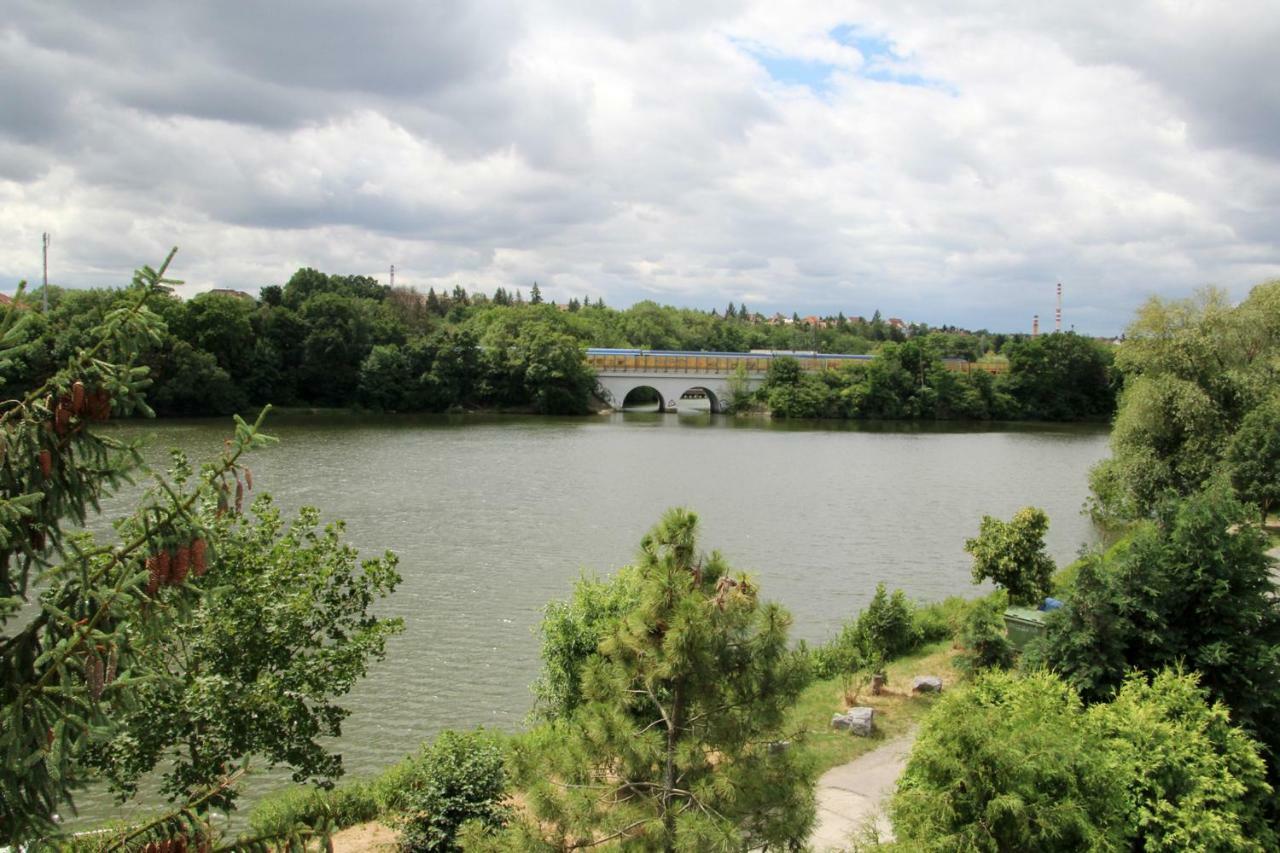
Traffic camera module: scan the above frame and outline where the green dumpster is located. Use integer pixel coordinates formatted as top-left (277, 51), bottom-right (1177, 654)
top-left (1003, 607), bottom-right (1048, 651)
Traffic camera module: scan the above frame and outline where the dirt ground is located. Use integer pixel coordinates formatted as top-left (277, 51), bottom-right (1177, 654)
top-left (329, 820), bottom-right (399, 852)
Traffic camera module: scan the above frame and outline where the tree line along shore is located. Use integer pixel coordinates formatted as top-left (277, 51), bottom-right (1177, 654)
top-left (4, 267), bottom-right (1116, 421)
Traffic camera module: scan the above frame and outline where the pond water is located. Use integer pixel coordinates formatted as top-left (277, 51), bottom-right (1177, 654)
top-left (72, 411), bottom-right (1110, 827)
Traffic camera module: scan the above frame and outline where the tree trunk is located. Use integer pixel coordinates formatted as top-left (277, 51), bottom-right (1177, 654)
top-left (663, 681), bottom-right (685, 852)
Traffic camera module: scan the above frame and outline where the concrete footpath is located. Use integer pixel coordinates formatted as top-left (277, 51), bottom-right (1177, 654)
top-left (809, 730), bottom-right (917, 851)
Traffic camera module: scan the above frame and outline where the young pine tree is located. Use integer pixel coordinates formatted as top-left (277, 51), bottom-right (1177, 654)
top-left (486, 509), bottom-right (815, 852)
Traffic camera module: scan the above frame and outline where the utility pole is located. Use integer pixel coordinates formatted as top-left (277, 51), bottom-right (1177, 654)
top-left (42, 232), bottom-right (50, 312)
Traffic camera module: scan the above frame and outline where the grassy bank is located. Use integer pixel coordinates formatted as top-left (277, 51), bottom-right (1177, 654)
top-left (791, 642), bottom-right (960, 776)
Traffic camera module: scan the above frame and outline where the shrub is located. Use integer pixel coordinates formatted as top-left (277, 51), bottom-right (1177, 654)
top-left (811, 586), bottom-right (944, 680)
top-left (1042, 485), bottom-right (1280, 780)
top-left (892, 669), bottom-right (1125, 850)
top-left (396, 729), bottom-right (510, 852)
top-left (1090, 670), bottom-right (1276, 850)
top-left (890, 669), bottom-right (1275, 851)
top-left (249, 780), bottom-right (380, 839)
top-left (857, 583), bottom-right (920, 662)
top-left (912, 596), bottom-right (969, 645)
top-left (955, 598), bottom-right (1015, 675)
top-left (531, 568), bottom-right (641, 721)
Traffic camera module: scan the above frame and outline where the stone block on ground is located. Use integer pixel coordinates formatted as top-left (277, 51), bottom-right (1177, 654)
top-left (831, 706), bottom-right (875, 736)
top-left (912, 675), bottom-right (943, 694)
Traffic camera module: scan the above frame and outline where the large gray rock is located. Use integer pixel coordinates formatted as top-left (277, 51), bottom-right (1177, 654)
top-left (831, 706), bottom-right (875, 736)
top-left (912, 675), bottom-right (943, 694)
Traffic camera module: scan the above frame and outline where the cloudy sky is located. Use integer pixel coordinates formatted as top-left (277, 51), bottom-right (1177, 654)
top-left (2, 1), bottom-right (1278, 333)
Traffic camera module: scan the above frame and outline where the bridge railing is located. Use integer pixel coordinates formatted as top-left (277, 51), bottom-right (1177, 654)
top-left (585, 349), bottom-right (1007, 375)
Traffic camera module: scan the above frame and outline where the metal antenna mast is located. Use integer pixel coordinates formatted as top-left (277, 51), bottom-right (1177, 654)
top-left (42, 232), bottom-right (50, 311)
top-left (1055, 282), bottom-right (1062, 332)
top-left (390, 264), bottom-right (395, 289)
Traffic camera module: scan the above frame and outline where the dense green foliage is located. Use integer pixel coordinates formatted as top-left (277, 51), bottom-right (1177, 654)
top-left (1225, 394), bottom-right (1280, 522)
top-left (249, 778), bottom-right (382, 841)
top-left (1040, 485), bottom-right (1280, 781)
top-left (1000, 331), bottom-right (1116, 420)
top-left (482, 509), bottom-right (816, 851)
top-left (890, 669), bottom-right (1275, 851)
top-left (395, 730), bottom-right (511, 852)
top-left (760, 333), bottom-right (1113, 421)
top-left (954, 597), bottom-right (1015, 675)
top-left (964, 506), bottom-right (1055, 606)
top-left (5, 271), bottom-right (1116, 420)
top-left (0, 255), bottom-right (399, 849)
top-left (892, 669), bottom-right (1127, 850)
top-left (530, 568), bottom-right (641, 722)
top-left (1090, 280), bottom-right (1280, 521)
top-left (84, 494), bottom-right (402, 807)
top-left (809, 584), bottom-right (955, 681)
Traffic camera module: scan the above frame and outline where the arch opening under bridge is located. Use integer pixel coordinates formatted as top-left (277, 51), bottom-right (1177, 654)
top-left (621, 385), bottom-right (666, 412)
top-left (677, 386), bottom-right (720, 414)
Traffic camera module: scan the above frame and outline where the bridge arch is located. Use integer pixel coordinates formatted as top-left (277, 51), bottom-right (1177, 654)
top-left (678, 386), bottom-right (720, 414)
top-left (620, 385), bottom-right (667, 412)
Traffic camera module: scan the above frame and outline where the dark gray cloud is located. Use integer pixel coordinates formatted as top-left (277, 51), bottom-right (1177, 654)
top-left (1, 1), bottom-right (1278, 334)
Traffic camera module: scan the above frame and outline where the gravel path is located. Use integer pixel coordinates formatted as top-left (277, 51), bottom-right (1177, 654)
top-left (808, 730), bottom-right (917, 851)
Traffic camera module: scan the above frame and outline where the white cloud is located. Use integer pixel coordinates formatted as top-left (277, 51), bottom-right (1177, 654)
top-left (0, 0), bottom-right (1277, 333)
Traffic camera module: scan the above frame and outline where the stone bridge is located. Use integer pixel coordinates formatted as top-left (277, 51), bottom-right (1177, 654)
top-left (586, 349), bottom-right (795, 413)
top-left (587, 348), bottom-right (1002, 413)
top-left (593, 367), bottom-right (766, 413)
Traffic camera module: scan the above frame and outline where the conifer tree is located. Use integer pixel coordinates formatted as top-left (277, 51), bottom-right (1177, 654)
top-left (487, 509), bottom-right (815, 851)
top-left (530, 282), bottom-right (543, 305)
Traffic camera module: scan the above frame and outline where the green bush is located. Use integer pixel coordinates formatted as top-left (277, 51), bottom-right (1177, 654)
top-left (857, 584), bottom-right (920, 662)
top-left (531, 568), bottom-right (641, 721)
top-left (893, 669), bottom-right (1125, 850)
top-left (396, 729), bottom-right (511, 852)
top-left (811, 585), bottom-right (957, 680)
top-left (955, 598), bottom-right (1015, 675)
top-left (890, 669), bottom-right (1276, 850)
top-left (1042, 486), bottom-right (1280, 781)
top-left (249, 778), bottom-right (380, 838)
top-left (912, 596), bottom-right (969, 645)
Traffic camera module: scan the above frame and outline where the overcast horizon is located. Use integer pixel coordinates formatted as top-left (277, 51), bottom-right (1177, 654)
top-left (2, 2), bottom-right (1279, 335)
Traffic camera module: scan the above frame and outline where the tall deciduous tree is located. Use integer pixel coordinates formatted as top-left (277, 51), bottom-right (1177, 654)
top-left (488, 509), bottom-right (815, 851)
top-left (1091, 281), bottom-right (1280, 521)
